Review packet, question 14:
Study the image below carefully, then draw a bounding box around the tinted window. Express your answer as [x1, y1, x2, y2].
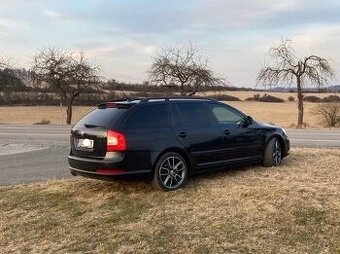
[209, 104, 244, 125]
[75, 108, 127, 129]
[175, 102, 213, 127]
[124, 104, 169, 130]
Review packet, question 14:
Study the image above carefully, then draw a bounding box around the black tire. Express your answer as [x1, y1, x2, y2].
[152, 152, 188, 191]
[263, 137, 282, 167]
[70, 170, 77, 176]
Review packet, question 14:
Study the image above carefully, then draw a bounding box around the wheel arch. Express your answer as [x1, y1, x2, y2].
[265, 134, 286, 155]
[152, 147, 193, 174]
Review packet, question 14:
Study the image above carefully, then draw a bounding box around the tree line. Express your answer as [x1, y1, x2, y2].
[0, 38, 336, 127]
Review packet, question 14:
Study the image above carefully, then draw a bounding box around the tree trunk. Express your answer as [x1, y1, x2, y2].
[65, 93, 80, 125]
[188, 83, 199, 96]
[66, 102, 73, 125]
[296, 76, 304, 128]
[180, 83, 185, 96]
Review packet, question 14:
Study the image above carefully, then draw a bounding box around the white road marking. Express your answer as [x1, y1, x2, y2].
[0, 144, 48, 156]
[290, 139, 340, 142]
[288, 133, 340, 136]
[0, 133, 68, 136]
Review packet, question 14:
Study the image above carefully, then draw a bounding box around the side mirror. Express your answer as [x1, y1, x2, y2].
[247, 116, 254, 124]
[240, 116, 253, 128]
[236, 116, 254, 128]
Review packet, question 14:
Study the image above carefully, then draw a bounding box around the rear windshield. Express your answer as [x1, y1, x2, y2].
[74, 107, 127, 129]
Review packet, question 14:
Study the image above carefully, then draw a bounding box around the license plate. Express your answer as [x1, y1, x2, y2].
[75, 138, 94, 149]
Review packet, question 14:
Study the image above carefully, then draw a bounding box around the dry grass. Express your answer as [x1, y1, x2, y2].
[0, 91, 338, 127]
[1, 89, 339, 127]
[0, 106, 93, 125]
[0, 102, 322, 127]
[0, 148, 339, 253]
[227, 101, 320, 127]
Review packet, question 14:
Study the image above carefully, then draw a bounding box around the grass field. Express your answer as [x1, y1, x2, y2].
[228, 101, 320, 128]
[0, 101, 322, 127]
[0, 90, 339, 127]
[0, 106, 94, 125]
[0, 148, 339, 253]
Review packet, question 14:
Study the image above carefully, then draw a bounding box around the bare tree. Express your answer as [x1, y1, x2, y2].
[311, 103, 340, 127]
[257, 38, 335, 128]
[65, 53, 101, 124]
[0, 58, 7, 69]
[32, 48, 101, 124]
[0, 58, 24, 94]
[0, 58, 11, 98]
[149, 44, 224, 96]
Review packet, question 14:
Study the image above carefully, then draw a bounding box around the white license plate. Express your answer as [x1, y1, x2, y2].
[75, 138, 94, 149]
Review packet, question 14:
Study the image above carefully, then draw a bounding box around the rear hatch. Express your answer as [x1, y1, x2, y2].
[71, 102, 133, 159]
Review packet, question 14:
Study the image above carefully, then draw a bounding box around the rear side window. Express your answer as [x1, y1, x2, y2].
[74, 108, 127, 129]
[174, 102, 213, 127]
[124, 104, 169, 130]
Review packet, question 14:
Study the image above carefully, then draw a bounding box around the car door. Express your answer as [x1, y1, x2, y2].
[121, 103, 173, 171]
[207, 102, 263, 162]
[170, 101, 224, 169]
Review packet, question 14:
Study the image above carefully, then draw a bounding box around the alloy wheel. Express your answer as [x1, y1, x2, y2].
[158, 156, 186, 189]
[272, 140, 282, 166]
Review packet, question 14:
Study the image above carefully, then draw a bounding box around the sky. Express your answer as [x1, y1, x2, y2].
[1, 0, 340, 87]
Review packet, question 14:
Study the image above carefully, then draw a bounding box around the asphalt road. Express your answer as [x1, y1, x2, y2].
[287, 129, 340, 148]
[0, 125, 339, 186]
[0, 125, 70, 186]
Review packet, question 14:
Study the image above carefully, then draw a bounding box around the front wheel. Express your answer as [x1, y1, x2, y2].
[152, 152, 188, 191]
[70, 170, 77, 176]
[263, 137, 282, 167]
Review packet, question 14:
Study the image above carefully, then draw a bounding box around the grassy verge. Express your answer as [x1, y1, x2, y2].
[0, 148, 339, 253]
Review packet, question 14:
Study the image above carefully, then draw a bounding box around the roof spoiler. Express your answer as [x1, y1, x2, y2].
[96, 102, 134, 109]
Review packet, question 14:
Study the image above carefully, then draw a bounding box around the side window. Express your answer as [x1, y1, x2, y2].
[174, 102, 213, 127]
[124, 104, 169, 130]
[209, 104, 244, 125]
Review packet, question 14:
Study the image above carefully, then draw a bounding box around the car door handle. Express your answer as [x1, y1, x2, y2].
[224, 129, 230, 135]
[178, 132, 187, 138]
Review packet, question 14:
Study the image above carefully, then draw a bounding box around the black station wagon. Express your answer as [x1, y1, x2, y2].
[68, 97, 290, 190]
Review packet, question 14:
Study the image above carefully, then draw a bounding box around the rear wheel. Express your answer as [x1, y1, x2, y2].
[152, 152, 188, 191]
[263, 137, 282, 167]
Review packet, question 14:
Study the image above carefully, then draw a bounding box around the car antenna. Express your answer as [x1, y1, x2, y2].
[122, 92, 132, 101]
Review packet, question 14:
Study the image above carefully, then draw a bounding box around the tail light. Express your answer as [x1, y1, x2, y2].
[96, 169, 125, 175]
[107, 130, 126, 151]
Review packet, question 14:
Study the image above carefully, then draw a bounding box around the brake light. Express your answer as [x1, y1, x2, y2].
[107, 130, 126, 151]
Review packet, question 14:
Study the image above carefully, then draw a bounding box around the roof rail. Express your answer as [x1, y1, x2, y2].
[96, 99, 141, 108]
[97, 96, 217, 107]
[139, 96, 216, 102]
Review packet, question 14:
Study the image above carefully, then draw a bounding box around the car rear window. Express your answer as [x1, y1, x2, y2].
[74, 107, 127, 129]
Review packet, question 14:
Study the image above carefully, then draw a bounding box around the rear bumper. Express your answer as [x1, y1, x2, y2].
[69, 166, 151, 181]
[68, 154, 152, 178]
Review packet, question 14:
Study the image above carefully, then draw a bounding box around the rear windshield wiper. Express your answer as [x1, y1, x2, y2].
[84, 124, 101, 128]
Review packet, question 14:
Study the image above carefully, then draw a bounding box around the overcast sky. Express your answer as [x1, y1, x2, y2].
[1, 0, 340, 87]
